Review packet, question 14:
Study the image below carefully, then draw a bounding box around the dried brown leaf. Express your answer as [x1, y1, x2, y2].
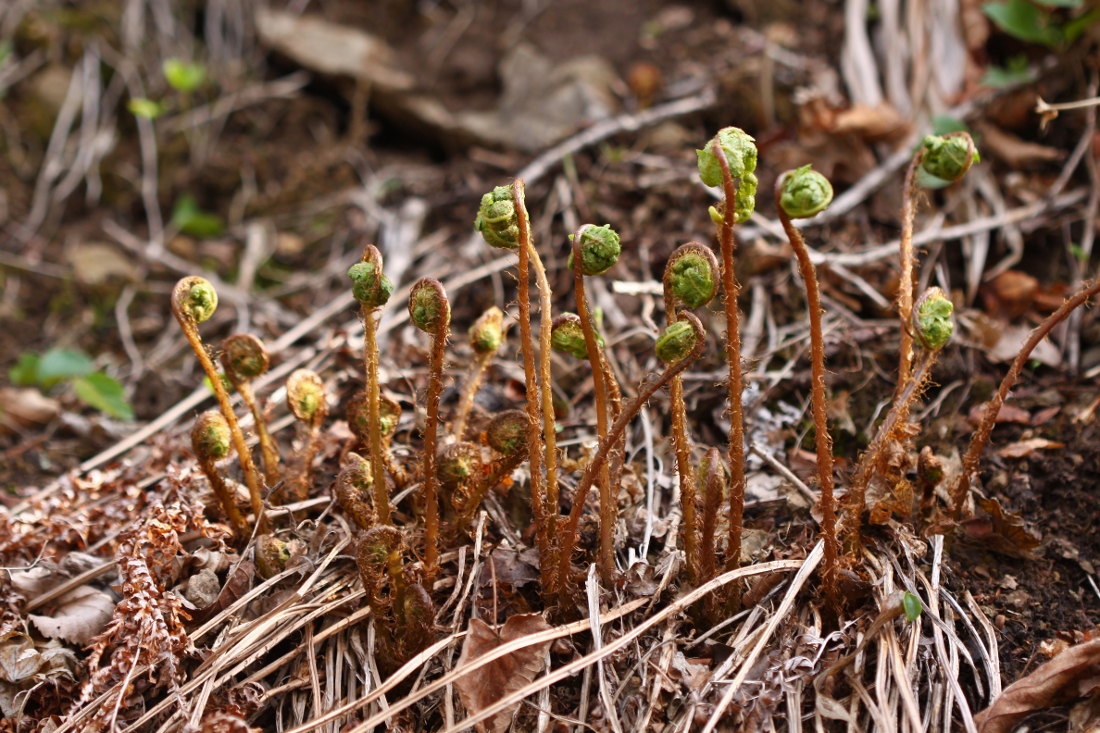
[976, 637, 1100, 733]
[959, 497, 1041, 557]
[455, 613, 553, 733]
[996, 438, 1065, 459]
[28, 585, 116, 645]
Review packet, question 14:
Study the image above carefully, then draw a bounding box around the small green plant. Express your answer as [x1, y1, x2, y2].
[171, 194, 224, 238]
[664, 243, 721, 583]
[567, 223, 623, 581]
[220, 333, 279, 485]
[171, 277, 265, 529]
[775, 165, 839, 603]
[356, 527, 434, 675]
[127, 98, 163, 120]
[190, 410, 249, 537]
[282, 369, 327, 503]
[408, 277, 451, 575]
[556, 312, 706, 603]
[698, 127, 757, 582]
[982, 0, 1098, 48]
[335, 453, 377, 531]
[452, 306, 504, 441]
[455, 410, 529, 533]
[349, 244, 395, 525]
[9, 347, 133, 420]
[897, 132, 977, 389]
[162, 58, 206, 94]
[475, 182, 557, 587]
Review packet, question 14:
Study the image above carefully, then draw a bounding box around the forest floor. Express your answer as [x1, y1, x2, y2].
[2, 0, 1100, 731]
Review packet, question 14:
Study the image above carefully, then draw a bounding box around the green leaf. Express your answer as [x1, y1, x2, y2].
[73, 373, 134, 421]
[202, 373, 232, 395]
[36, 348, 94, 386]
[127, 97, 163, 120]
[902, 591, 923, 622]
[162, 58, 205, 93]
[931, 115, 969, 136]
[1033, 0, 1082, 8]
[9, 352, 41, 386]
[1063, 9, 1100, 43]
[171, 195, 224, 238]
[1070, 243, 1089, 261]
[983, 0, 1063, 46]
[981, 55, 1035, 87]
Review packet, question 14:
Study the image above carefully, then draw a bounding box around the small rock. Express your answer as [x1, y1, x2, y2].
[184, 568, 221, 610]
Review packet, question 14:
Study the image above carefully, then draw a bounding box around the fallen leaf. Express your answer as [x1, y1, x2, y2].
[974, 121, 1064, 169]
[1031, 405, 1061, 426]
[0, 387, 60, 432]
[0, 632, 42, 684]
[455, 613, 553, 733]
[987, 323, 1062, 367]
[980, 270, 1038, 319]
[959, 497, 1041, 558]
[28, 585, 116, 645]
[66, 241, 136, 285]
[968, 402, 1031, 426]
[976, 637, 1100, 733]
[996, 438, 1064, 459]
[830, 103, 911, 142]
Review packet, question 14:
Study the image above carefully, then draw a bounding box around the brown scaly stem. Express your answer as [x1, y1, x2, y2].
[349, 244, 395, 524]
[664, 302, 697, 581]
[699, 447, 726, 584]
[713, 151, 747, 575]
[571, 225, 615, 581]
[454, 451, 526, 534]
[453, 307, 503, 440]
[897, 153, 922, 389]
[600, 349, 626, 491]
[661, 242, 719, 582]
[776, 180, 838, 604]
[950, 278, 1100, 518]
[529, 246, 559, 541]
[363, 306, 390, 522]
[191, 411, 250, 537]
[556, 312, 705, 605]
[409, 277, 451, 575]
[453, 352, 492, 440]
[898, 132, 977, 390]
[283, 369, 327, 503]
[220, 334, 280, 486]
[171, 277, 265, 529]
[511, 180, 553, 588]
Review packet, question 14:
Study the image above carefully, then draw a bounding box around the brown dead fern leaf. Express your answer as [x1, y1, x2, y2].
[455, 613, 552, 733]
[75, 496, 218, 730]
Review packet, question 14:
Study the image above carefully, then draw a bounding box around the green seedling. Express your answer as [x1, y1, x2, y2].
[10, 347, 133, 420]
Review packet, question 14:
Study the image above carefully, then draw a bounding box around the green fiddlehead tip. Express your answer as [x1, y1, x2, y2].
[469, 306, 504, 356]
[779, 165, 834, 219]
[255, 534, 290, 579]
[347, 393, 401, 444]
[550, 313, 603, 360]
[920, 132, 978, 183]
[408, 278, 451, 335]
[696, 447, 728, 500]
[174, 276, 218, 323]
[191, 410, 231, 462]
[655, 320, 698, 363]
[667, 242, 719, 309]
[474, 185, 522, 250]
[348, 246, 394, 309]
[286, 369, 326, 424]
[487, 409, 529, 455]
[220, 333, 269, 382]
[437, 442, 483, 488]
[913, 287, 955, 350]
[567, 224, 622, 276]
[697, 127, 758, 223]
